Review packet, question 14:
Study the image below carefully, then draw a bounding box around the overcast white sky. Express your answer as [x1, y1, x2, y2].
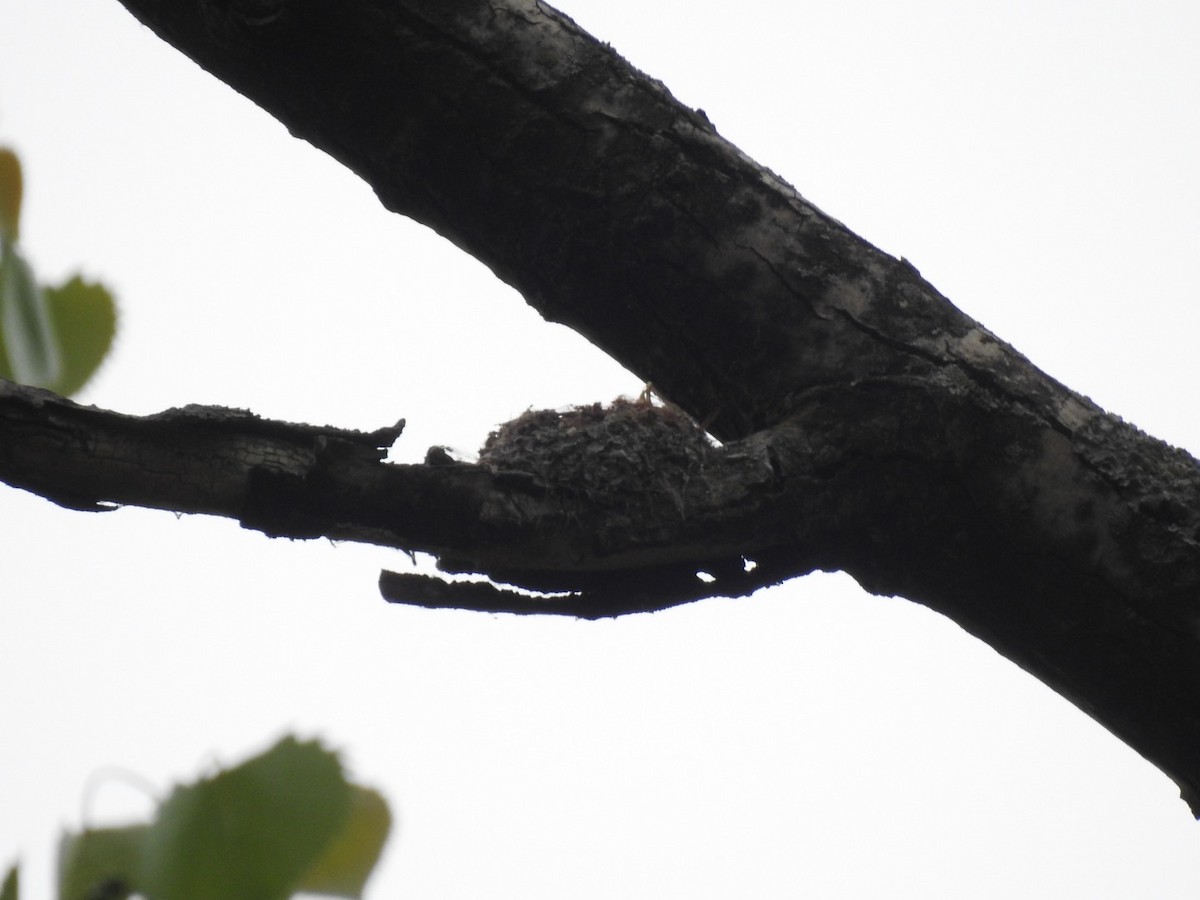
[3, 1, 1200, 897]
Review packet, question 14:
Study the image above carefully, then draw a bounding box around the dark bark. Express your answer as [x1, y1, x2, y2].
[2, 0, 1199, 813]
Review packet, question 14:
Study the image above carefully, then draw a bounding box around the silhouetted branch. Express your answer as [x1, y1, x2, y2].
[5, 0, 1194, 812]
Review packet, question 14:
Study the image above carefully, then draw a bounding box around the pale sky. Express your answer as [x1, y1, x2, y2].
[3, 1, 1200, 897]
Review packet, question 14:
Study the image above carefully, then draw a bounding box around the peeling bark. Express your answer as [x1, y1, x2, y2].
[3, 0, 1200, 813]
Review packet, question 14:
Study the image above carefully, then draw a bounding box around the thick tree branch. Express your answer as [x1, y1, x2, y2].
[112, 0, 997, 439]
[5, 0, 1196, 811]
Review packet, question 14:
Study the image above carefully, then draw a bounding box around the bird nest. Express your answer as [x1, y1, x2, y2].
[479, 397, 713, 511]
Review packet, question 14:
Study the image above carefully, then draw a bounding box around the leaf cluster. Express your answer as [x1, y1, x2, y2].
[4, 736, 391, 900]
[0, 147, 116, 396]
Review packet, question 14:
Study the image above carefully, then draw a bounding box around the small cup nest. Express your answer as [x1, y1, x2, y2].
[479, 397, 712, 508]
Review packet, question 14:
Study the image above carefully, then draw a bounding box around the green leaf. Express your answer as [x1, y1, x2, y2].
[57, 825, 145, 900]
[43, 276, 117, 396]
[0, 239, 61, 387]
[1, 864, 17, 900]
[137, 736, 352, 900]
[0, 150, 116, 395]
[0, 148, 20, 241]
[298, 785, 392, 898]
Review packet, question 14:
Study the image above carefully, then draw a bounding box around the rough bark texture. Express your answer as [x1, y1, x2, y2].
[2, 0, 1200, 812]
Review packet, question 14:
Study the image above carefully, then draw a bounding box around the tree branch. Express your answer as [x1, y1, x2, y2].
[0, 381, 795, 605]
[5, 0, 1193, 812]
